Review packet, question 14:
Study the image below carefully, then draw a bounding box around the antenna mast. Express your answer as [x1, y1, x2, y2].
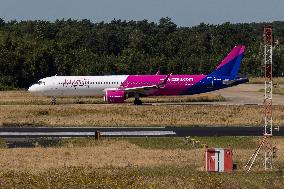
[263, 26, 273, 170]
[245, 26, 274, 171]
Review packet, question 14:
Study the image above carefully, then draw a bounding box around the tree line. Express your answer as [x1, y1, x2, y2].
[0, 17, 283, 89]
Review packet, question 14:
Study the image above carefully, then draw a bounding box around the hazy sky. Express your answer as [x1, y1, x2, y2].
[0, 0, 283, 26]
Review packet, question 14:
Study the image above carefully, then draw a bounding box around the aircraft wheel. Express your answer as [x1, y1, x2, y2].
[51, 96, 57, 105]
[134, 99, 142, 105]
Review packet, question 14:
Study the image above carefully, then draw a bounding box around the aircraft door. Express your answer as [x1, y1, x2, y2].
[49, 79, 62, 96]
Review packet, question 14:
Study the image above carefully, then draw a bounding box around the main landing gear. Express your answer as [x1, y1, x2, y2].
[133, 94, 142, 105]
[134, 98, 142, 105]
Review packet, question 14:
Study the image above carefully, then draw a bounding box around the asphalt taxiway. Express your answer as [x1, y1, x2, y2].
[0, 126, 282, 138]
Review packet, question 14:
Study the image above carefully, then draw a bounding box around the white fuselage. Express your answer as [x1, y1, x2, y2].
[28, 76, 128, 96]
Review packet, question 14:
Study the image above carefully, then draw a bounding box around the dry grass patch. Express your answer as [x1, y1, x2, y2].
[0, 137, 283, 173]
[0, 137, 284, 188]
[0, 137, 283, 188]
[0, 91, 104, 105]
[1, 104, 284, 127]
[2, 166, 284, 189]
[249, 77, 284, 84]
[259, 87, 284, 95]
[0, 90, 283, 127]
[132, 93, 225, 103]
[0, 140, 201, 173]
[0, 90, 225, 105]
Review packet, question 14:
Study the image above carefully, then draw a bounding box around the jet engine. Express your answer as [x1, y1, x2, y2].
[104, 90, 126, 103]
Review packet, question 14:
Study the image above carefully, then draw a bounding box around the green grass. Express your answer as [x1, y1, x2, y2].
[249, 77, 284, 84]
[1, 166, 284, 189]
[123, 137, 257, 150]
[259, 88, 284, 95]
[274, 88, 284, 95]
[14, 137, 257, 150]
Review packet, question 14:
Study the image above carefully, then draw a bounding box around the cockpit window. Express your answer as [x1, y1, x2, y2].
[35, 81, 45, 85]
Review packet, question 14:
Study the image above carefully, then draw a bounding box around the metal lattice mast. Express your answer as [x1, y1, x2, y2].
[263, 26, 273, 170]
[245, 26, 274, 172]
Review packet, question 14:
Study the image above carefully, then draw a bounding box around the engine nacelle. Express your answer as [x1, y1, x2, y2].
[104, 90, 126, 103]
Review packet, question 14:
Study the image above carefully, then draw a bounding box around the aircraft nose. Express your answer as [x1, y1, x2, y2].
[28, 85, 36, 92]
[28, 85, 42, 95]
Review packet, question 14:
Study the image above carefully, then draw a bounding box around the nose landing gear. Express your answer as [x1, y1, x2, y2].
[51, 96, 57, 105]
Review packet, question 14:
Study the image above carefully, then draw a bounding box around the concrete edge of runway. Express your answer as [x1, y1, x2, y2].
[0, 126, 282, 138]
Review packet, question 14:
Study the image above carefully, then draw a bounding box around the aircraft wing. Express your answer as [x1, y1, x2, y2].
[122, 84, 160, 94]
[120, 73, 171, 95]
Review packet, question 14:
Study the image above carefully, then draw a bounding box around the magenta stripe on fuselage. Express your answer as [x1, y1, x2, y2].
[216, 45, 245, 70]
[120, 75, 206, 96]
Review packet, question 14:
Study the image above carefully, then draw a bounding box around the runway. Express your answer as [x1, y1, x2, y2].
[0, 126, 282, 138]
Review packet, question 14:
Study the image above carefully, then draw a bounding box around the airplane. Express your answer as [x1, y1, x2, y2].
[28, 45, 248, 105]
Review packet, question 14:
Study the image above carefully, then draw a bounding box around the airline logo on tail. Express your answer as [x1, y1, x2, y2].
[210, 45, 245, 78]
